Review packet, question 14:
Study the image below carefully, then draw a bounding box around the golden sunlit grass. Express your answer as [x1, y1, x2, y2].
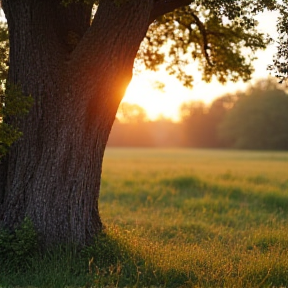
[99, 148, 288, 287]
[1, 148, 288, 287]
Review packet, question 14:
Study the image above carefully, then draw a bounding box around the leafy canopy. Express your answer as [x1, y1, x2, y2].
[269, 0, 288, 82]
[1, 0, 286, 86]
[58, 0, 281, 87]
[137, 0, 277, 87]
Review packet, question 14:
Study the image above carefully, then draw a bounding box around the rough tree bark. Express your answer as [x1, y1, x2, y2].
[0, 0, 190, 246]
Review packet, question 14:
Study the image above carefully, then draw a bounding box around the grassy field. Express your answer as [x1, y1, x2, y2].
[99, 148, 288, 288]
[1, 148, 288, 287]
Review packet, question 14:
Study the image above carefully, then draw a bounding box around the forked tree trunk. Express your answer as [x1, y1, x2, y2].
[0, 0, 154, 246]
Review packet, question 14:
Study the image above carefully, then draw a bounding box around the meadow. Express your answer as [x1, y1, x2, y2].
[100, 148, 288, 288]
[1, 148, 288, 287]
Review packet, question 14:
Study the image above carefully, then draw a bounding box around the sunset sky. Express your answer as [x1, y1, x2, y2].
[122, 10, 279, 121]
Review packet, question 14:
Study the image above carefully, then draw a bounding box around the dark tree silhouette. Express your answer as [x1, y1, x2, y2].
[219, 79, 288, 150]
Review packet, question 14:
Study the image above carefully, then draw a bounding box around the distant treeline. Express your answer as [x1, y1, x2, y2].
[108, 79, 288, 150]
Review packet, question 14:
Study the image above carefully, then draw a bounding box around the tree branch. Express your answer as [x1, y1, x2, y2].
[150, 0, 192, 23]
[190, 12, 214, 67]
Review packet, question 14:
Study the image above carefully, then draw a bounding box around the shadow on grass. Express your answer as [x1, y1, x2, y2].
[86, 230, 195, 288]
[0, 244, 88, 288]
[0, 228, 196, 288]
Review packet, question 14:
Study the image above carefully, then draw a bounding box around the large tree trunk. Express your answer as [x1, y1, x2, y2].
[0, 0, 154, 246]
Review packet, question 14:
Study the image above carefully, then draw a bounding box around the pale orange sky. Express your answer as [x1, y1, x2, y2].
[123, 10, 279, 121]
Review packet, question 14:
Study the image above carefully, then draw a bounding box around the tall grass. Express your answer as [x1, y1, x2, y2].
[1, 148, 288, 287]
